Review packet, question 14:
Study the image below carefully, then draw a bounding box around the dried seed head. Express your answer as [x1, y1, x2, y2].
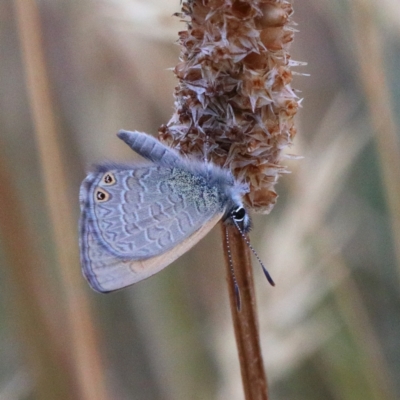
[159, 0, 300, 213]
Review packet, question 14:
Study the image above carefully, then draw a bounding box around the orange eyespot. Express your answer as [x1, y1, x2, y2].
[95, 188, 109, 202]
[103, 173, 116, 185]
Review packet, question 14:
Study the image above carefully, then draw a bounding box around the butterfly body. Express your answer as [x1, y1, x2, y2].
[79, 130, 250, 293]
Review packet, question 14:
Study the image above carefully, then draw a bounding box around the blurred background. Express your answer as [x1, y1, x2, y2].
[1, 0, 400, 399]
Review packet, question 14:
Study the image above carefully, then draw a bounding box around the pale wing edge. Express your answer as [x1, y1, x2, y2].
[83, 212, 223, 293]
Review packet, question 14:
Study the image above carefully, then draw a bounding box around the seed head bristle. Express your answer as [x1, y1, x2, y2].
[160, 0, 300, 213]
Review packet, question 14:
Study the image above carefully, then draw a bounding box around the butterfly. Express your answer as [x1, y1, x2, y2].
[79, 130, 273, 294]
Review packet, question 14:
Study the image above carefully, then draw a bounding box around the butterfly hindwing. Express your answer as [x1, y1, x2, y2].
[88, 164, 222, 258]
[79, 163, 223, 292]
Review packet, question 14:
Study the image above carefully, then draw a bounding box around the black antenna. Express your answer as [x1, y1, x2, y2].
[225, 227, 241, 311]
[233, 220, 275, 287]
[203, 132, 210, 163]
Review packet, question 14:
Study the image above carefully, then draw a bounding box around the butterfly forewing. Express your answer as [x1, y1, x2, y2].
[80, 207, 222, 292]
[80, 163, 224, 292]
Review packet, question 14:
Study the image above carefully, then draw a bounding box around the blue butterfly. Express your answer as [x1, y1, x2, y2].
[79, 130, 261, 293]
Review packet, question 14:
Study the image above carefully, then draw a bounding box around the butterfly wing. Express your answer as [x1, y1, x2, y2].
[80, 207, 222, 292]
[79, 164, 223, 292]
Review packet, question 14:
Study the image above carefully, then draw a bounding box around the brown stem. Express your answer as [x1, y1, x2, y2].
[220, 222, 268, 400]
[0, 147, 75, 399]
[349, 0, 400, 284]
[13, 0, 108, 398]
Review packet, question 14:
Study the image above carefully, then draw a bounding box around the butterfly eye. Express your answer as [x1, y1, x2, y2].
[95, 188, 110, 202]
[103, 173, 115, 185]
[231, 207, 246, 222]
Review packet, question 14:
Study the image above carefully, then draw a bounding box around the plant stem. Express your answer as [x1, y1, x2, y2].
[13, 0, 108, 398]
[0, 148, 74, 399]
[221, 223, 268, 400]
[349, 0, 400, 284]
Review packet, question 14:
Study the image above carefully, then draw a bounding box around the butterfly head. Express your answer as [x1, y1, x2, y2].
[215, 172, 251, 232]
[224, 203, 251, 233]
